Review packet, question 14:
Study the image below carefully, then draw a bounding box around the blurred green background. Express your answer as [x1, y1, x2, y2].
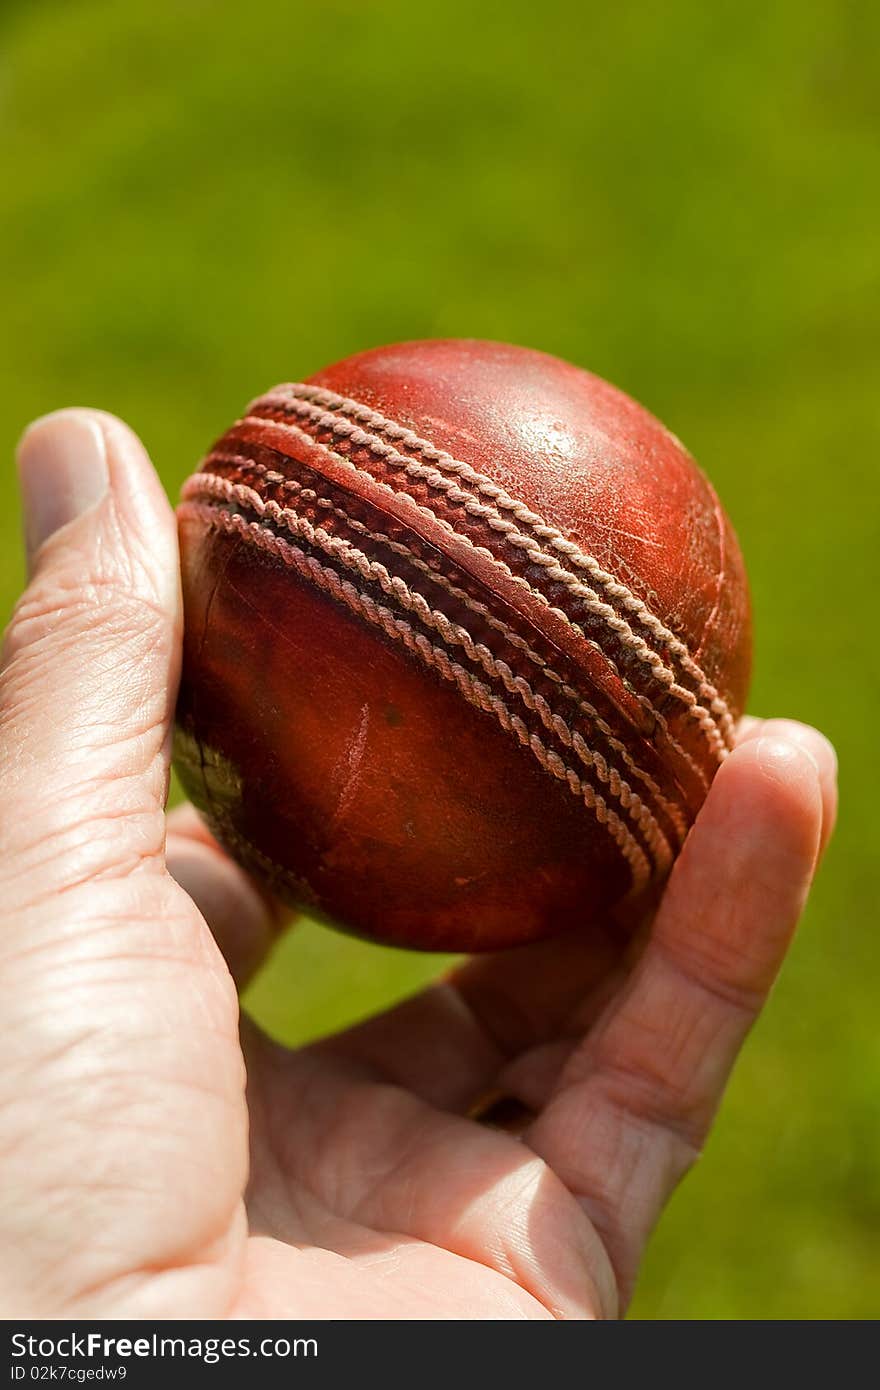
[1, 0, 877, 1318]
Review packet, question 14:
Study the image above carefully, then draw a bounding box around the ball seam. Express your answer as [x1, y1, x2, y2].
[256, 384, 736, 749]
[180, 497, 653, 892]
[203, 451, 691, 847]
[228, 412, 715, 795]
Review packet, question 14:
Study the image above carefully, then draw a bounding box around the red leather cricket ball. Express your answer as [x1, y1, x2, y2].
[174, 340, 751, 952]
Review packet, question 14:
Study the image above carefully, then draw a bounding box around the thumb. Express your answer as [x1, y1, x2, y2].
[2, 409, 181, 902]
[0, 415, 247, 1317]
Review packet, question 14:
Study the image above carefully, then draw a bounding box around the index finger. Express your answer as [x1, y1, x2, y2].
[524, 726, 833, 1307]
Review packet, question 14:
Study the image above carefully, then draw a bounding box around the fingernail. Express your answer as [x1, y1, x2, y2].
[787, 726, 837, 782]
[17, 411, 109, 560]
[795, 742, 821, 774]
[754, 734, 818, 787]
[758, 720, 837, 783]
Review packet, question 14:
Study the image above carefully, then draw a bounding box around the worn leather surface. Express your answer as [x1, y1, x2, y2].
[175, 340, 751, 951]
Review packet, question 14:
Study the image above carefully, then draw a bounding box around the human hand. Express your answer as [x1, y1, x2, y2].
[0, 410, 836, 1318]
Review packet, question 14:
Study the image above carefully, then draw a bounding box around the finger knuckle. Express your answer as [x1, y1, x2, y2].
[4, 570, 167, 668]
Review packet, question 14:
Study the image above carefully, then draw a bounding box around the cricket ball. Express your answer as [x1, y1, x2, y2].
[174, 340, 751, 952]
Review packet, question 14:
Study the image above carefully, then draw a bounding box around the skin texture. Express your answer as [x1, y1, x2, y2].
[0, 409, 835, 1318]
[176, 341, 752, 951]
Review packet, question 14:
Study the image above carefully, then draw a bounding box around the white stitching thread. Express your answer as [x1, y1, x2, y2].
[180, 497, 653, 891]
[249, 399, 728, 762]
[206, 451, 691, 845]
[256, 384, 736, 751]
[186, 470, 674, 871]
[276, 381, 736, 746]
[232, 412, 713, 793]
[185, 473, 675, 868]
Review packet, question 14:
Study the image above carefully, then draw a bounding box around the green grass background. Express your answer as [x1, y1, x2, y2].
[1, 0, 877, 1318]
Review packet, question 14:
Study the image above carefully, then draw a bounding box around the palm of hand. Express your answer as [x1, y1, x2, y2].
[9, 737, 820, 1323]
[238, 929, 627, 1322]
[241, 1028, 607, 1320]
